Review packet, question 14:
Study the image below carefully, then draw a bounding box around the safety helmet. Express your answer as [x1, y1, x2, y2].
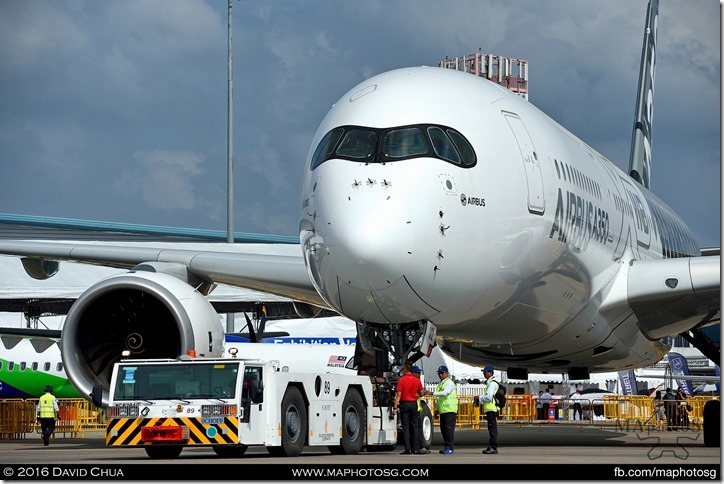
[44, 385, 53, 393]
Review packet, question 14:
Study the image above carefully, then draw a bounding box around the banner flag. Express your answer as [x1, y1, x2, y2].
[617, 370, 638, 395]
[667, 352, 694, 396]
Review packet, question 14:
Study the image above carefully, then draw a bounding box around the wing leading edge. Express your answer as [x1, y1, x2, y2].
[0, 240, 326, 308]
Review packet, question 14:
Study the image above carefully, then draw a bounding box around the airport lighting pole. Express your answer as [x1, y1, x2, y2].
[226, 0, 235, 333]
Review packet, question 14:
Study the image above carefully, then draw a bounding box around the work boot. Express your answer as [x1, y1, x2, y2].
[482, 447, 498, 454]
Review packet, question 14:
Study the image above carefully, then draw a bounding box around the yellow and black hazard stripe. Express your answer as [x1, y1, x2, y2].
[106, 416, 239, 447]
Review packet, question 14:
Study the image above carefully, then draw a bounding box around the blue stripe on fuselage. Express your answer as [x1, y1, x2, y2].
[0, 381, 31, 398]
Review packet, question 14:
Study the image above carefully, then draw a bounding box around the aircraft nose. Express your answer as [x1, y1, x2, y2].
[326, 191, 414, 291]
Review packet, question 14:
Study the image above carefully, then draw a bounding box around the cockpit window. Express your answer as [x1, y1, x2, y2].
[309, 124, 476, 169]
[382, 127, 428, 160]
[335, 128, 377, 161]
[447, 129, 476, 166]
[428, 126, 461, 165]
[310, 127, 344, 170]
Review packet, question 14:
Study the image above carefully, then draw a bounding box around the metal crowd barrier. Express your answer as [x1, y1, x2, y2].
[0, 393, 718, 440]
[0, 398, 105, 440]
[421, 389, 719, 432]
[0, 399, 35, 439]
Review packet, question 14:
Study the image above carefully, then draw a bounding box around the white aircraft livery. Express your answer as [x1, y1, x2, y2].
[0, 0, 718, 425]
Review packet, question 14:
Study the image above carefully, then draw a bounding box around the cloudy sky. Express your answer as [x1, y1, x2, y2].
[0, 0, 720, 248]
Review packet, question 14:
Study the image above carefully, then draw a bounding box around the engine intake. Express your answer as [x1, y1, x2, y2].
[60, 271, 224, 406]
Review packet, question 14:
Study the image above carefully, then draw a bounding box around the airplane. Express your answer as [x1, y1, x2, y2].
[0, 333, 76, 398]
[0, 0, 719, 441]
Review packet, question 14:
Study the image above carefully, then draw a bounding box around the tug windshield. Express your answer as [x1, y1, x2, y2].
[112, 362, 239, 400]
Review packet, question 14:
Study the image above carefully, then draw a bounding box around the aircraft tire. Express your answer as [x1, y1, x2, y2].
[396, 402, 434, 450]
[703, 399, 720, 447]
[420, 401, 434, 450]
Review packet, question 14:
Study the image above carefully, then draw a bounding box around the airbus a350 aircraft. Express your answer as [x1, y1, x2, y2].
[0, 0, 719, 436]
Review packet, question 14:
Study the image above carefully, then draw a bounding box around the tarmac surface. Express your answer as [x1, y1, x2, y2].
[0, 424, 720, 481]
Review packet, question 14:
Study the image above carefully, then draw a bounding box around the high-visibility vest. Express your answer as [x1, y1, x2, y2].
[483, 378, 499, 413]
[38, 393, 56, 418]
[435, 377, 458, 413]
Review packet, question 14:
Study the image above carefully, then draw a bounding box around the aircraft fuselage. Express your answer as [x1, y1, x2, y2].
[300, 67, 698, 373]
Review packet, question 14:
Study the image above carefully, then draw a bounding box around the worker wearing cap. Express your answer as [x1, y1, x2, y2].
[480, 365, 499, 454]
[425, 365, 457, 454]
[36, 385, 59, 446]
[411, 365, 431, 454]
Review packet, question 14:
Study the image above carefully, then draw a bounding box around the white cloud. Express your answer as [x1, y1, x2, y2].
[0, 1, 88, 70]
[107, 0, 222, 59]
[129, 149, 205, 211]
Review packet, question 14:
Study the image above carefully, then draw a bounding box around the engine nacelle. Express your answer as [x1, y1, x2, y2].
[60, 271, 224, 406]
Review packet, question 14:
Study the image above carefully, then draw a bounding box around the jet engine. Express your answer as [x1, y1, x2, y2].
[60, 269, 225, 406]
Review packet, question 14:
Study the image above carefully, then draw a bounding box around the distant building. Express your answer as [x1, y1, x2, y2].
[438, 50, 529, 100]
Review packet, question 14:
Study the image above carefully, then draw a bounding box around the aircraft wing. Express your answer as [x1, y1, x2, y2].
[0, 239, 327, 308]
[0, 327, 62, 340]
[626, 255, 720, 341]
